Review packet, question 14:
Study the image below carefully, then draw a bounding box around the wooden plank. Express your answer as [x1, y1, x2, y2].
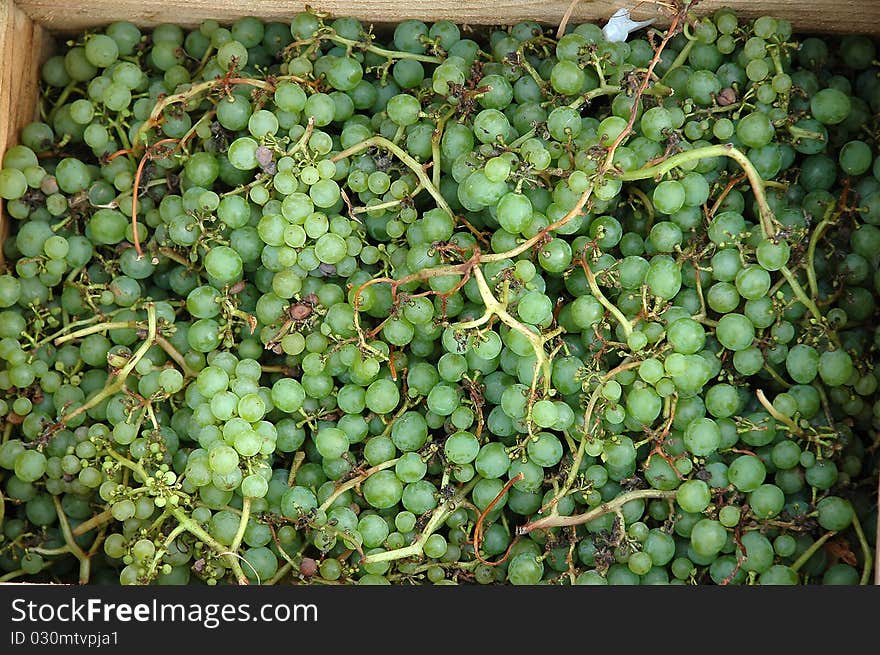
[0, 1, 53, 259]
[0, 3, 50, 170]
[14, 0, 880, 35]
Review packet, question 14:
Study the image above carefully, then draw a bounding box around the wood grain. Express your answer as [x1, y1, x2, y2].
[0, 1, 52, 258]
[13, 0, 880, 35]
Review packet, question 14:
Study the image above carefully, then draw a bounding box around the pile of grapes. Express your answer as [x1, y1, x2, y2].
[0, 2, 878, 586]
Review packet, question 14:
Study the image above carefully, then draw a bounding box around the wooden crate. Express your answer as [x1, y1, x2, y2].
[0, 0, 879, 584]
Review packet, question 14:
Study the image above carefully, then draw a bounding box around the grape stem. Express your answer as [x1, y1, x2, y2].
[52, 495, 90, 584]
[707, 172, 746, 218]
[876, 473, 880, 585]
[288, 115, 316, 155]
[690, 264, 717, 327]
[169, 507, 249, 585]
[754, 388, 804, 436]
[286, 30, 443, 64]
[850, 511, 873, 585]
[360, 476, 479, 564]
[131, 138, 179, 260]
[787, 125, 825, 141]
[570, 85, 625, 111]
[350, 254, 479, 356]
[331, 135, 454, 219]
[219, 174, 272, 199]
[763, 363, 791, 389]
[471, 265, 553, 392]
[578, 257, 634, 338]
[628, 185, 655, 228]
[387, 559, 481, 581]
[0, 561, 54, 583]
[31, 545, 73, 556]
[519, 488, 677, 533]
[540, 360, 641, 518]
[805, 180, 849, 299]
[144, 522, 187, 581]
[71, 509, 113, 537]
[156, 247, 195, 269]
[353, 184, 423, 214]
[155, 335, 199, 378]
[178, 109, 216, 155]
[603, 9, 682, 156]
[452, 309, 493, 332]
[431, 107, 456, 190]
[662, 36, 695, 79]
[29, 308, 127, 349]
[47, 80, 78, 122]
[287, 451, 306, 486]
[515, 39, 549, 90]
[54, 303, 158, 428]
[790, 530, 835, 573]
[778, 266, 823, 324]
[618, 143, 776, 238]
[104, 447, 149, 481]
[479, 185, 594, 263]
[472, 473, 525, 566]
[108, 118, 133, 158]
[556, 0, 582, 38]
[265, 522, 299, 572]
[317, 457, 401, 512]
[53, 320, 138, 346]
[229, 496, 252, 556]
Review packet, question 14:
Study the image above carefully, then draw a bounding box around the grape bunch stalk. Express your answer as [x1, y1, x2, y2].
[0, 1, 878, 586]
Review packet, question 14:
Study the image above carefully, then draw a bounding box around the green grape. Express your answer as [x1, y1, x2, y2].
[715, 314, 755, 351]
[0, 168, 27, 200]
[811, 88, 851, 125]
[728, 455, 766, 492]
[362, 470, 404, 509]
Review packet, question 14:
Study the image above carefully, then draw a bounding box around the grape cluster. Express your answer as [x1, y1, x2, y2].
[0, 4, 878, 586]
